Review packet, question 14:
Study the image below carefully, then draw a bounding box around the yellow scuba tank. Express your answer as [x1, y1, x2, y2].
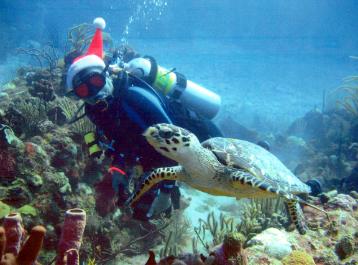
[124, 57, 221, 120]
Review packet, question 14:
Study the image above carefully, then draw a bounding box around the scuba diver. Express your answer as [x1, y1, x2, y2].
[65, 18, 223, 221]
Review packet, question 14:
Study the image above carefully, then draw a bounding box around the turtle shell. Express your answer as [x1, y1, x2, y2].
[202, 137, 310, 195]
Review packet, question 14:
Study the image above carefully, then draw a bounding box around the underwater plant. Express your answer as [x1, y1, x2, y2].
[192, 199, 287, 253]
[338, 84, 358, 117]
[16, 43, 59, 73]
[84, 214, 171, 264]
[337, 60, 358, 117]
[57, 97, 95, 135]
[64, 23, 113, 65]
[237, 198, 288, 239]
[14, 97, 49, 138]
[65, 23, 93, 55]
[193, 211, 235, 252]
[157, 210, 191, 258]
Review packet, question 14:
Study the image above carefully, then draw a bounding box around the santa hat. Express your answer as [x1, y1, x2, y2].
[66, 17, 106, 90]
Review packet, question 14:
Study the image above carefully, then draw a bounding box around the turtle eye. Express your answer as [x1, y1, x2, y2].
[159, 129, 173, 139]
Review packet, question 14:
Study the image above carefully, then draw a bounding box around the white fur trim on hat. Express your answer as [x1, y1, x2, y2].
[93, 17, 106, 30]
[66, 54, 106, 91]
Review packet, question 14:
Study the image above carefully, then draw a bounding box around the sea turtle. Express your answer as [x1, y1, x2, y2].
[126, 123, 320, 234]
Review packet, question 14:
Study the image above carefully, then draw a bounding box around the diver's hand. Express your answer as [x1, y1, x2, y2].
[109, 167, 130, 207]
[146, 190, 172, 219]
[109, 169, 128, 193]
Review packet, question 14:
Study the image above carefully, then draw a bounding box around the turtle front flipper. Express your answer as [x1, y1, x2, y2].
[125, 166, 182, 207]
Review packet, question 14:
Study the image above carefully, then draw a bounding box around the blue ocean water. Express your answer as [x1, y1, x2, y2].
[1, 0, 357, 130]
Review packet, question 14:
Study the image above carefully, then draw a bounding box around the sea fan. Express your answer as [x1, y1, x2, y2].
[337, 57, 358, 117]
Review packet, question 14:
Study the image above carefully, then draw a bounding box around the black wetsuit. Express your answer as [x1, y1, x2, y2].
[85, 71, 222, 220]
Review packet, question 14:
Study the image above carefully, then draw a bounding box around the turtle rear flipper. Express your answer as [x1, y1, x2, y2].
[287, 200, 308, 235]
[230, 170, 294, 199]
[230, 170, 308, 234]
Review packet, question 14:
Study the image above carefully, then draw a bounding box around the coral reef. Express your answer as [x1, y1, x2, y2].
[94, 172, 117, 217]
[29, 78, 55, 102]
[281, 250, 315, 265]
[274, 104, 357, 193]
[0, 149, 16, 181]
[210, 232, 248, 265]
[247, 228, 292, 260]
[244, 192, 358, 265]
[273, 70, 358, 198]
[335, 235, 355, 260]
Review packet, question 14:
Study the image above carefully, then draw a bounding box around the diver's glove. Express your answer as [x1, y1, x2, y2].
[146, 190, 172, 219]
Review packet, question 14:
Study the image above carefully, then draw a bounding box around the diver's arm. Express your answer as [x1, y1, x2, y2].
[122, 85, 178, 216]
[122, 85, 173, 130]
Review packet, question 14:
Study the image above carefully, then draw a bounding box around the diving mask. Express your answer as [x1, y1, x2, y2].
[71, 67, 106, 99]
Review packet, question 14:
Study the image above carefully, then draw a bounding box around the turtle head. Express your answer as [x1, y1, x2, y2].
[143, 123, 200, 163]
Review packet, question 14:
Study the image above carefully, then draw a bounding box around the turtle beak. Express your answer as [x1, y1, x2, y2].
[143, 126, 157, 137]
[143, 126, 160, 145]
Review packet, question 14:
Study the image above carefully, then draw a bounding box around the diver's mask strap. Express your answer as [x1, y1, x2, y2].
[112, 70, 129, 99]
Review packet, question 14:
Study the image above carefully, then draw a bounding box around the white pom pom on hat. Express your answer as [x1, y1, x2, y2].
[93, 17, 106, 30]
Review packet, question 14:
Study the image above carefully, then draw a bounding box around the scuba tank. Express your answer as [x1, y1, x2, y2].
[123, 57, 221, 120]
